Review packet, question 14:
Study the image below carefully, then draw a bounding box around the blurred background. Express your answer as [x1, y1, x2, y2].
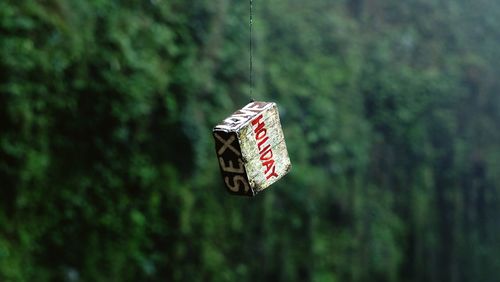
[1, 0, 500, 281]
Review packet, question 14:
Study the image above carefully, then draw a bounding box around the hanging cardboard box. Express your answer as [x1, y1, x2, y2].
[213, 101, 292, 196]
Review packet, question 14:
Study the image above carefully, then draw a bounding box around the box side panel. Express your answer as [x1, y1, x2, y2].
[238, 104, 291, 192]
[213, 130, 254, 196]
[214, 101, 273, 131]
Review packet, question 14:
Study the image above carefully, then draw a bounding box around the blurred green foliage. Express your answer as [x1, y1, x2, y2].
[1, 0, 499, 281]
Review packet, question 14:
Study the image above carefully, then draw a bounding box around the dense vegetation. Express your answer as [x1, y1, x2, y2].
[1, 0, 499, 281]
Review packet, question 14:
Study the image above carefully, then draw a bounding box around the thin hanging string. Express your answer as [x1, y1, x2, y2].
[249, 0, 253, 96]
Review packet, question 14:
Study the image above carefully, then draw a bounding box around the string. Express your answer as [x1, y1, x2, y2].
[249, 0, 253, 96]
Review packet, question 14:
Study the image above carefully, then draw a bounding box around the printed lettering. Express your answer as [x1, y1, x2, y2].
[257, 136, 269, 151]
[243, 102, 268, 111]
[260, 146, 273, 161]
[225, 175, 250, 193]
[219, 157, 245, 174]
[214, 133, 241, 156]
[252, 114, 265, 133]
[223, 116, 248, 125]
[217, 104, 266, 130]
[266, 166, 279, 180]
[263, 159, 275, 173]
[251, 114, 279, 182]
